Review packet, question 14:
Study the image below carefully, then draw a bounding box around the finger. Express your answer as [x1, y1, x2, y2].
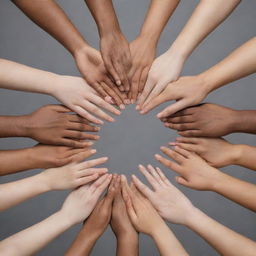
[68, 149, 97, 162]
[166, 115, 195, 124]
[104, 59, 122, 86]
[87, 93, 121, 116]
[171, 142, 199, 153]
[175, 137, 199, 144]
[113, 61, 130, 92]
[178, 130, 202, 137]
[73, 105, 103, 125]
[76, 173, 100, 187]
[167, 107, 196, 118]
[77, 157, 108, 170]
[155, 167, 172, 187]
[93, 174, 113, 197]
[64, 130, 99, 141]
[54, 104, 72, 113]
[138, 164, 160, 190]
[130, 69, 141, 103]
[67, 114, 89, 124]
[91, 81, 109, 99]
[155, 154, 182, 174]
[164, 123, 197, 131]
[160, 146, 186, 164]
[157, 99, 189, 119]
[105, 174, 119, 205]
[78, 167, 108, 178]
[147, 164, 165, 186]
[175, 176, 190, 187]
[59, 138, 93, 148]
[131, 173, 153, 199]
[67, 121, 100, 132]
[138, 67, 150, 94]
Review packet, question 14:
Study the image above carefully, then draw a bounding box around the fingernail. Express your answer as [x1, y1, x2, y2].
[91, 149, 97, 154]
[131, 99, 135, 104]
[155, 154, 161, 159]
[87, 141, 93, 146]
[164, 123, 169, 127]
[116, 80, 121, 86]
[136, 105, 140, 110]
[140, 110, 145, 114]
[138, 164, 143, 169]
[120, 104, 125, 110]
[157, 113, 163, 118]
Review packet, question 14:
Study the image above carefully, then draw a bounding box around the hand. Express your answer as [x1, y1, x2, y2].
[163, 103, 237, 137]
[32, 144, 96, 168]
[100, 31, 132, 92]
[26, 104, 99, 147]
[111, 179, 137, 238]
[173, 137, 241, 168]
[74, 45, 126, 108]
[83, 174, 119, 237]
[155, 146, 223, 191]
[138, 50, 184, 108]
[60, 173, 112, 225]
[121, 175, 165, 236]
[129, 35, 156, 102]
[51, 75, 121, 124]
[140, 76, 209, 117]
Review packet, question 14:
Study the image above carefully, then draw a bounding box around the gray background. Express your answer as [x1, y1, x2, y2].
[0, 0, 255, 255]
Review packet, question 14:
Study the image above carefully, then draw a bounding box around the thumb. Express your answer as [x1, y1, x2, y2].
[175, 176, 189, 187]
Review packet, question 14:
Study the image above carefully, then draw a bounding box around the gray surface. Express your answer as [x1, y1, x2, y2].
[0, 0, 255, 255]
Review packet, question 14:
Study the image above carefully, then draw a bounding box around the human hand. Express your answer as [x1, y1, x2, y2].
[121, 175, 165, 236]
[100, 31, 132, 92]
[83, 174, 119, 237]
[26, 105, 99, 147]
[41, 157, 109, 191]
[129, 35, 156, 102]
[110, 178, 137, 238]
[172, 137, 241, 168]
[138, 50, 184, 108]
[140, 76, 209, 117]
[51, 75, 121, 124]
[155, 146, 223, 191]
[74, 45, 126, 108]
[31, 144, 96, 169]
[163, 103, 238, 137]
[131, 165, 194, 225]
[60, 173, 112, 225]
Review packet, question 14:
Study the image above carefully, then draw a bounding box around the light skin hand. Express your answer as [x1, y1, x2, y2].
[163, 103, 238, 137]
[65, 175, 119, 256]
[131, 165, 194, 225]
[140, 76, 208, 117]
[52, 75, 121, 125]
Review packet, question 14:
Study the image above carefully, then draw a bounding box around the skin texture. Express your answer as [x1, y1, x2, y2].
[140, 37, 256, 117]
[0, 145, 96, 176]
[12, 0, 125, 106]
[85, 0, 131, 92]
[121, 175, 188, 256]
[164, 103, 256, 137]
[131, 166, 256, 256]
[0, 174, 112, 256]
[65, 175, 119, 256]
[0, 157, 108, 212]
[129, 0, 180, 102]
[138, 0, 241, 108]
[156, 146, 256, 212]
[111, 182, 139, 256]
[0, 59, 121, 124]
[172, 137, 256, 171]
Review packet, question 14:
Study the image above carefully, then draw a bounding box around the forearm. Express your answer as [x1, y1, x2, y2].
[198, 37, 256, 93]
[151, 224, 188, 256]
[140, 0, 179, 44]
[0, 173, 50, 211]
[186, 207, 256, 256]
[13, 0, 88, 55]
[0, 59, 58, 95]
[85, 0, 121, 36]
[169, 0, 240, 59]
[0, 148, 42, 176]
[116, 233, 139, 256]
[212, 172, 256, 212]
[0, 211, 72, 256]
[65, 227, 99, 256]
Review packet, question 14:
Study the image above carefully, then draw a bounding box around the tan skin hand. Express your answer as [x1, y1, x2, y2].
[74, 46, 126, 107]
[26, 104, 99, 147]
[32, 144, 96, 169]
[155, 146, 222, 191]
[164, 103, 237, 137]
[129, 36, 156, 103]
[173, 137, 238, 168]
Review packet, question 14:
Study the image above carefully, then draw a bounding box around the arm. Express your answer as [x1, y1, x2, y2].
[121, 176, 188, 256]
[85, 0, 131, 91]
[65, 175, 118, 256]
[156, 146, 256, 212]
[0, 157, 108, 211]
[131, 165, 256, 256]
[139, 0, 240, 107]
[0, 59, 120, 124]
[130, 0, 180, 102]
[141, 37, 256, 117]
[0, 174, 112, 256]
[12, 0, 125, 106]
[174, 137, 256, 171]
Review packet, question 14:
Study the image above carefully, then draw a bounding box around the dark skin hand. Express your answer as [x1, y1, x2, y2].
[65, 175, 119, 256]
[0, 145, 96, 176]
[162, 103, 256, 137]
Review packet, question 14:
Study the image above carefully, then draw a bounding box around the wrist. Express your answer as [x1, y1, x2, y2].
[150, 222, 170, 240]
[10, 115, 31, 137]
[32, 172, 52, 194]
[185, 207, 205, 229]
[116, 229, 138, 241]
[167, 42, 189, 62]
[232, 144, 248, 166]
[139, 30, 159, 46]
